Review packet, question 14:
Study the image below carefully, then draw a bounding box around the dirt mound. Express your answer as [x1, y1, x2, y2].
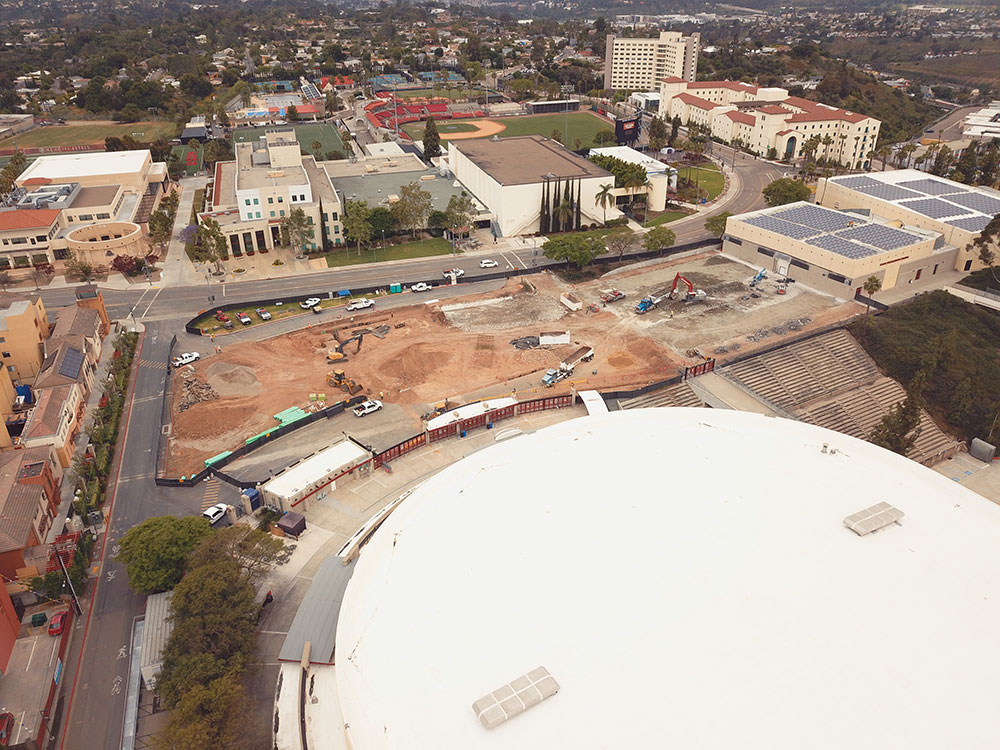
[205, 362, 262, 396]
[379, 343, 454, 386]
[608, 352, 635, 368]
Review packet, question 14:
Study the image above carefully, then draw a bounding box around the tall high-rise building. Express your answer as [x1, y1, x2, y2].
[604, 31, 700, 90]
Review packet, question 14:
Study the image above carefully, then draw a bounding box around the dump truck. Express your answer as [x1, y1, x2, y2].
[542, 346, 594, 387]
[635, 292, 669, 314]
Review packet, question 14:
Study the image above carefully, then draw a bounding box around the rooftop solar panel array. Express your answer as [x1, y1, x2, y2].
[897, 198, 967, 220]
[807, 235, 879, 259]
[835, 223, 918, 251]
[836, 175, 880, 189]
[773, 204, 854, 232]
[58, 348, 84, 379]
[743, 215, 820, 240]
[851, 183, 922, 201]
[943, 191, 1000, 216]
[946, 215, 991, 232]
[897, 178, 963, 196]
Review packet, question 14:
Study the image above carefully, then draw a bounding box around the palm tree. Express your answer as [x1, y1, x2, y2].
[553, 199, 574, 232]
[837, 134, 848, 174]
[624, 174, 650, 221]
[875, 144, 891, 171]
[900, 142, 918, 169]
[595, 183, 614, 226]
[863, 275, 882, 322]
[821, 134, 834, 164]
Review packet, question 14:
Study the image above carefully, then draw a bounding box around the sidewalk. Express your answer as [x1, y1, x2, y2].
[159, 176, 209, 287]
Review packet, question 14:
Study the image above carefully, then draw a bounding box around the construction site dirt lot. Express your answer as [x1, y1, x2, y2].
[590, 253, 859, 357]
[166, 255, 861, 474]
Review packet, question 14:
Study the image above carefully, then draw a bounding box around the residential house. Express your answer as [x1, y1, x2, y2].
[21, 384, 83, 468]
[0, 294, 49, 386]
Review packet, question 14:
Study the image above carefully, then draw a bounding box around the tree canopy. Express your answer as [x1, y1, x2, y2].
[423, 116, 441, 158]
[589, 153, 647, 189]
[391, 182, 433, 237]
[542, 234, 604, 267]
[704, 212, 732, 238]
[114, 516, 214, 594]
[762, 178, 811, 207]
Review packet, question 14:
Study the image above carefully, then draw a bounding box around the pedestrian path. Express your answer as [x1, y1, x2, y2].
[200, 478, 221, 511]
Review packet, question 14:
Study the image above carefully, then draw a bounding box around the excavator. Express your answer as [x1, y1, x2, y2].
[326, 330, 366, 363]
[668, 273, 707, 304]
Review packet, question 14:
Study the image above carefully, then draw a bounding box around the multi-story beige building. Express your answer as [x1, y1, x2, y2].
[604, 31, 700, 90]
[0, 294, 48, 385]
[202, 130, 344, 254]
[1, 150, 168, 268]
[659, 79, 882, 169]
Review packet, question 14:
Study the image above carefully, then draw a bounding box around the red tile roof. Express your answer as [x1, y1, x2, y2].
[661, 76, 686, 84]
[675, 92, 719, 110]
[689, 80, 759, 94]
[726, 111, 756, 126]
[757, 105, 791, 115]
[0, 209, 61, 231]
[776, 129, 795, 136]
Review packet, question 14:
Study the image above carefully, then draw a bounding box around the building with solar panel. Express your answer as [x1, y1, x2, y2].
[722, 201, 947, 297]
[816, 169, 998, 274]
[272, 408, 1000, 750]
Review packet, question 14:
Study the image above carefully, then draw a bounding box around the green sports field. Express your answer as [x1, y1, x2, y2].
[436, 122, 479, 134]
[402, 111, 613, 150]
[232, 122, 346, 156]
[0, 121, 177, 149]
[171, 143, 204, 176]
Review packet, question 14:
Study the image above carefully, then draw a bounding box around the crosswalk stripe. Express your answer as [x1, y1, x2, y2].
[201, 478, 221, 510]
[139, 359, 167, 370]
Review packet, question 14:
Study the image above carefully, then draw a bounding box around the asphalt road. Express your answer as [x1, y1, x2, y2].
[46, 152, 780, 749]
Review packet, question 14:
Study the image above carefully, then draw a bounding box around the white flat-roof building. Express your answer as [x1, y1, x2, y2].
[16, 150, 166, 193]
[259, 438, 371, 512]
[588, 145, 678, 211]
[308, 408, 1000, 749]
[448, 136, 622, 237]
[960, 100, 1000, 141]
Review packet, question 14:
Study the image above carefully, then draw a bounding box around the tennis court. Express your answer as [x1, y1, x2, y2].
[232, 122, 345, 155]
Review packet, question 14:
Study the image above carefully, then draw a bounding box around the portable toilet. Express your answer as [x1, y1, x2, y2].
[389, 282, 402, 294]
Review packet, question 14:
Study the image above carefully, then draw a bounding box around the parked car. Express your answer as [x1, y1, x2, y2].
[353, 399, 383, 417]
[346, 298, 375, 311]
[410, 282, 432, 293]
[48, 611, 68, 636]
[442, 268, 465, 278]
[201, 503, 228, 525]
[255, 307, 272, 320]
[0, 713, 13, 744]
[300, 297, 321, 309]
[479, 259, 499, 268]
[236, 311, 252, 325]
[171, 352, 200, 368]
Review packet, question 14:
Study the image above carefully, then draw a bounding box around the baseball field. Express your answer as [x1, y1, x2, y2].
[402, 111, 613, 149]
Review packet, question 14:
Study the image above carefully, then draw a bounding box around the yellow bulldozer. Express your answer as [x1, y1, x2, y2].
[327, 369, 363, 395]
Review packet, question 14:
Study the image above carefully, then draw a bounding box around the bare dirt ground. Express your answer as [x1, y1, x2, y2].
[166, 255, 861, 473]
[589, 253, 858, 358]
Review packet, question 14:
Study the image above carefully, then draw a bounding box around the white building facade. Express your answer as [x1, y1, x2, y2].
[604, 31, 700, 90]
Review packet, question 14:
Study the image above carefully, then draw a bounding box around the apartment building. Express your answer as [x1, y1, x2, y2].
[202, 129, 344, 255]
[604, 31, 700, 90]
[659, 79, 882, 169]
[0, 445, 62, 579]
[0, 294, 49, 385]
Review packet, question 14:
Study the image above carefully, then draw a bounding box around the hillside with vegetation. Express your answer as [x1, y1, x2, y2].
[849, 291, 1000, 445]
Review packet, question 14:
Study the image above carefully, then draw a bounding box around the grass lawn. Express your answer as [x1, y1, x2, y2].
[233, 122, 346, 156]
[191, 301, 310, 335]
[677, 162, 725, 202]
[326, 236, 454, 267]
[437, 122, 479, 133]
[0, 121, 176, 149]
[171, 144, 203, 176]
[644, 210, 690, 228]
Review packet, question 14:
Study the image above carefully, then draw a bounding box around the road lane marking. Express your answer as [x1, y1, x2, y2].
[140, 287, 163, 318]
[24, 638, 36, 671]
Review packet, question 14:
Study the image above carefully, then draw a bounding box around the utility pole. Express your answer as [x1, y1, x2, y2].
[56, 544, 83, 616]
